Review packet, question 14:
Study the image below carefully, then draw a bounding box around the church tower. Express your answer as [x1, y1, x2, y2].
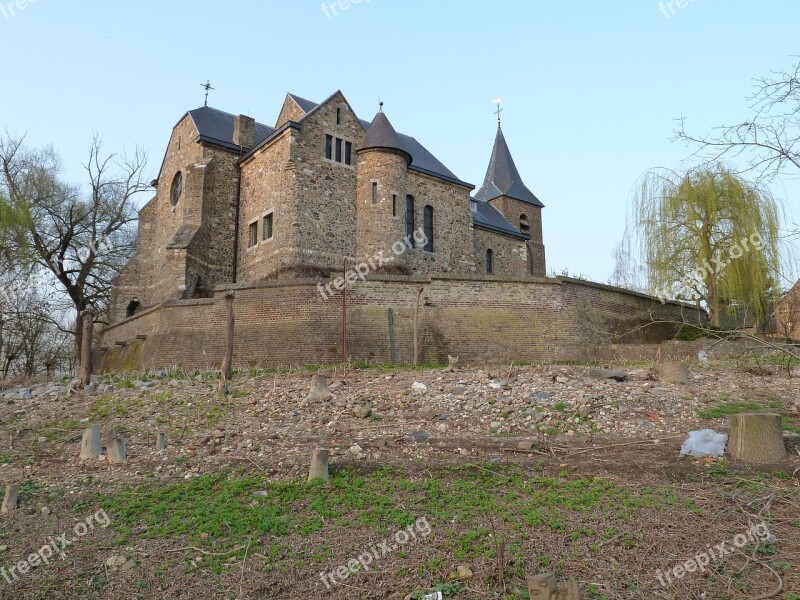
[474, 122, 546, 276]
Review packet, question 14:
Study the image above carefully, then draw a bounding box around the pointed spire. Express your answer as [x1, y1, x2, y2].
[357, 107, 412, 164]
[474, 127, 543, 207]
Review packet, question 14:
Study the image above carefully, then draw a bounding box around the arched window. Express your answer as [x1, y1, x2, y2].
[423, 205, 434, 252]
[486, 249, 494, 274]
[519, 213, 530, 233]
[170, 171, 183, 207]
[405, 195, 415, 247]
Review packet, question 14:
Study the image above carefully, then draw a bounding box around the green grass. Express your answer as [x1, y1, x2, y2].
[697, 398, 783, 419]
[101, 464, 678, 574]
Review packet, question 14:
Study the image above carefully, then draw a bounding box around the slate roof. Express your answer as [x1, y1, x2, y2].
[358, 110, 412, 163]
[188, 106, 274, 151]
[474, 126, 543, 207]
[287, 93, 319, 113]
[471, 199, 529, 240]
[183, 94, 530, 239]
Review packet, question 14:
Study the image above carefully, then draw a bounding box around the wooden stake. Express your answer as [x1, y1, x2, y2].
[413, 286, 424, 367]
[220, 292, 235, 395]
[156, 432, 166, 452]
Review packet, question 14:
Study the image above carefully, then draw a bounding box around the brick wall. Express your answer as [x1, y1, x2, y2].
[99, 275, 702, 371]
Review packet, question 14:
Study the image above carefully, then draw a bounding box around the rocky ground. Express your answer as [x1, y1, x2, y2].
[0, 360, 798, 599]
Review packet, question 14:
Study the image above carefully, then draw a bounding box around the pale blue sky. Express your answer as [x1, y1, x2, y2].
[1, 0, 798, 283]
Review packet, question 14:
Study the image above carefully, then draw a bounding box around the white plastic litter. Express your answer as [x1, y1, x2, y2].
[411, 381, 428, 390]
[697, 350, 709, 366]
[681, 429, 727, 458]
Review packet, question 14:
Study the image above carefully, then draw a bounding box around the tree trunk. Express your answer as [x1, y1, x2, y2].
[728, 413, 787, 464]
[77, 309, 93, 390]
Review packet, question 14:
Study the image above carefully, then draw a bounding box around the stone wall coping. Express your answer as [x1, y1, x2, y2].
[557, 276, 701, 310]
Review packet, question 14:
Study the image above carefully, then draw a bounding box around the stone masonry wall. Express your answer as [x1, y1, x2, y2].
[99, 275, 701, 371]
[110, 116, 206, 322]
[489, 196, 546, 276]
[472, 227, 529, 276]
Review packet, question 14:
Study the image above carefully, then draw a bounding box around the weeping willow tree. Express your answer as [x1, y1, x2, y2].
[627, 166, 781, 328]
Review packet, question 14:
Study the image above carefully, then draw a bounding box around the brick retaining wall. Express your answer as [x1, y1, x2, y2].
[98, 276, 703, 371]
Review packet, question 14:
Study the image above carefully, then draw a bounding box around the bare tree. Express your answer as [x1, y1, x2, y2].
[675, 59, 800, 183]
[0, 134, 148, 356]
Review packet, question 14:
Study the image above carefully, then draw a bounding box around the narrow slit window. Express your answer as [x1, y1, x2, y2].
[405, 195, 415, 247]
[486, 249, 494, 274]
[325, 135, 333, 160]
[423, 205, 434, 252]
[371, 182, 378, 205]
[392, 194, 397, 217]
[336, 107, 341, 124]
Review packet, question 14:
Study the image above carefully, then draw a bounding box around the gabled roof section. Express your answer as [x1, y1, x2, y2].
[474, 126, 543, 207]
[471, 199, 529, 240]
[282, 93, 472, 188]
[287, 93, 319, 114]
[188, 106, 274, 152]
[358, 109, 412, 164]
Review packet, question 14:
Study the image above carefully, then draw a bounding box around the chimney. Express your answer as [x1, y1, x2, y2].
[233, 115, 255, 149]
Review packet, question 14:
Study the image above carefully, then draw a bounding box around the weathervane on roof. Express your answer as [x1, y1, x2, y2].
[492, 98, 503, 127]
[201, 80, 214, 107]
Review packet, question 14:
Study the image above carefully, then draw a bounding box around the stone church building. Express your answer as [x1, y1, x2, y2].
[110, 91, 547, 323]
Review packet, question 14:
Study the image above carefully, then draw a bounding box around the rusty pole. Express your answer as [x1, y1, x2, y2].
[342, 257, 348, 362]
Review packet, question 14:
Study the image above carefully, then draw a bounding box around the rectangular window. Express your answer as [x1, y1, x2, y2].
[372, 182, 378, 205]
[262, 213, 273, 241]
[335, 138, 343, 163]
[405, 195, 415, 248]
[345, 141, 352, 165]
[248, 221, 258, 248]
[325, 135, 333, 160]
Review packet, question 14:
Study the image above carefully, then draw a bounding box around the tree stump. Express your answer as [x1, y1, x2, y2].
[308, 448, 330, 482]
[80, 425, 102, 459]
[1, 484, 19, 513]
[445, 355, 459, 372]
[526, 572, 580, 600]
[657, 362, 688, 384]
[728, 413, 787, 464]
[302, 374, 332, 405]
[105, 430, 127, 463]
